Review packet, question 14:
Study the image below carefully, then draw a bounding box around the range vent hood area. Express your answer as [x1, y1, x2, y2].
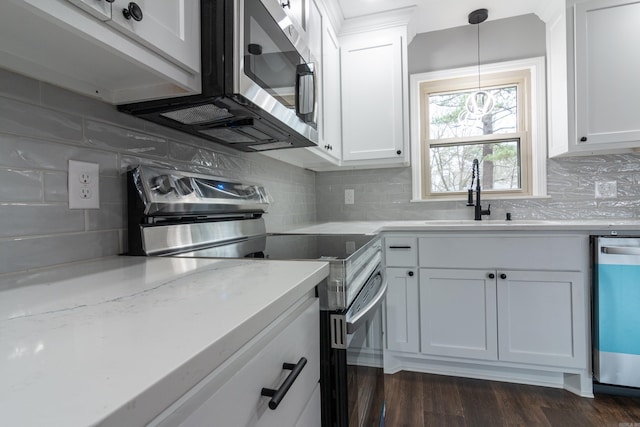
[118, 0, 318, 153]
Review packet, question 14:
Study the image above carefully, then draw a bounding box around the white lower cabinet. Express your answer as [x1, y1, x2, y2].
[385, 267, 419, 353]
[419, 268, 497, 361]
[497, 269, 585, 368]
[151, 297, 320, 427]
[384, 232, 592, 396]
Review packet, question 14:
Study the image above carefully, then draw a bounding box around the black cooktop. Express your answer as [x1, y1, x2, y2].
[172, 234, 376, 261]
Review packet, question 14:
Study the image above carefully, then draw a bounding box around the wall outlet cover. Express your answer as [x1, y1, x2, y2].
[594, 180, 617, 199]
[69, 160, 100, 209]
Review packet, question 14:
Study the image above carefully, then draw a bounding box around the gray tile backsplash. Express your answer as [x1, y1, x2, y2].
[316, 153, 640, 222]
[2, 65, 638, 277]
[0, 68, 316, 276]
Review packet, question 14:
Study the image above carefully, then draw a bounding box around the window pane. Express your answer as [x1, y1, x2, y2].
[428, 86, 518, 140]
[429, 140, 520, 193]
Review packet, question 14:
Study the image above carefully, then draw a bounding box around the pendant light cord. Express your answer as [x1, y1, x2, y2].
[477, 22, 481, 92]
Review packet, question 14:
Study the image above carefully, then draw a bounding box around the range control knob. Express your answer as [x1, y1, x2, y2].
[151, 175, 173, 194]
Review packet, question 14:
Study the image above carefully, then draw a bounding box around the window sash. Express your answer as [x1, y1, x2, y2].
[420, 70, 532, 199]
[423, 133, 529, 198]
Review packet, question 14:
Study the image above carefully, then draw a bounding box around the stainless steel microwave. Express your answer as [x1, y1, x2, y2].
[119, 0, 318, 152]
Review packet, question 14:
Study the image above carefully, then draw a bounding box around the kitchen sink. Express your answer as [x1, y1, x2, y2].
[423, 219, 561, 225]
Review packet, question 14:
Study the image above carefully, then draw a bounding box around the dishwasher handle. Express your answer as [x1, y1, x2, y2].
[601, 246, 640, 256]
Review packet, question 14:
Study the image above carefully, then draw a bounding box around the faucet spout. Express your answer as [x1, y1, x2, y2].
[468, 159, 491, 221]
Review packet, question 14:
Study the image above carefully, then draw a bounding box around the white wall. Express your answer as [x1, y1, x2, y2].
[0, 67, 317, 277]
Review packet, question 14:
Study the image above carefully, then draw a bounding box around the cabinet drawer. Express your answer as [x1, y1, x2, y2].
[419, 234, 587, 270]
[154, 298, 320, 427]
[385, 237, 418, 266]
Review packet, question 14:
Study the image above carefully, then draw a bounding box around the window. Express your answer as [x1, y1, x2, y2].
[410, 58, 546, 201]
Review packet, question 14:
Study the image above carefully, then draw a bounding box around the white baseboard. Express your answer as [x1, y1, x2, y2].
[384, 351, 593, 397]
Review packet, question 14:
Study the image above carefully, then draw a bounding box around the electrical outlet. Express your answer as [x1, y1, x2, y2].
[595, 180, 617, 199]
[345, 189, 355, 205]
[69, 160, 100, 209]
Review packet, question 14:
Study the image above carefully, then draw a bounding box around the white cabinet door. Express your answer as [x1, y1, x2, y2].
[108, 0, 200, 72]
[573, 0, 640, 149]
[66, 0, 111, 20]
[318, 16, 341, 161]
[496, 270, 586, 368]
[340, 29, 407, 162]
[385, 267, 419, 353]
[420, 268, 498, 360]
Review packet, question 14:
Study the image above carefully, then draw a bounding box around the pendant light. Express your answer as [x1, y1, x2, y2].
[460, 8, 494, 123]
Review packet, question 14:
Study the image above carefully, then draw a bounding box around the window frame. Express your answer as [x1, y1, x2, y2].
[410, 57, 547, 201]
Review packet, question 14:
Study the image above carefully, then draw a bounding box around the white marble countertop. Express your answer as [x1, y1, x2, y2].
[0, 256, 329, 427]
[286, 219, 640, 234]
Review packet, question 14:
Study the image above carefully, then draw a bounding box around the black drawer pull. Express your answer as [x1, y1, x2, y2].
[261, 357, 307, 410]
[389, 245, 412, 249]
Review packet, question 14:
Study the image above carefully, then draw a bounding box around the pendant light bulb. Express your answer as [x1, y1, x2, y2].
[461, 8, 494, 124]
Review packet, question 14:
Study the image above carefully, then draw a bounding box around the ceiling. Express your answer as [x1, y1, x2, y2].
[336, 0, 554, 34]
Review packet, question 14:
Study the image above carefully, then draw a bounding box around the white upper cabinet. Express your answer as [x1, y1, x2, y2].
[340, 26, 409, 165]
[548, 0, 640, 156]
[262, 9, 412, 171]
[573, 0, 640, 149]
[0, 0, 200, 104]
[318, 13, 342, 161]
[107, 0, 200, 73]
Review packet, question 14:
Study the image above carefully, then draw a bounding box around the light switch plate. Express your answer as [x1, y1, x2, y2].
[345, 189, 355, 205]
[69, 160, 100, 209]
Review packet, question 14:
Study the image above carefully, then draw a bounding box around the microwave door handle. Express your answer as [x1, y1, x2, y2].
[295, 63, 314, 119]
[346, 279, 388, 334]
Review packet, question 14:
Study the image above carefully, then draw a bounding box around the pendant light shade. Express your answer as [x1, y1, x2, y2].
[460, 8, 494, 124]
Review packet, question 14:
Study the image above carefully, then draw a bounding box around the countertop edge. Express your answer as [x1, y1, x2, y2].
[103, 262, 330, 427]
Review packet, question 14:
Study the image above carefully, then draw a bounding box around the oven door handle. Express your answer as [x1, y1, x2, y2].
[346, 279, 387, 334]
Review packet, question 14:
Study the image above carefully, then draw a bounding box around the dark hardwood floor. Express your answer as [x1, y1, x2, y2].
[384, 371, 640, 427]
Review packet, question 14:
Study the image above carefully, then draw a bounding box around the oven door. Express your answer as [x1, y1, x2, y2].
[322, 268, 387, 427]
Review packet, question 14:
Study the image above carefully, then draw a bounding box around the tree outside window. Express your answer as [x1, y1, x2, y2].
[419, 70, 532, 199]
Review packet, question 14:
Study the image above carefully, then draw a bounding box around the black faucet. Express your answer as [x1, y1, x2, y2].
[467, 158, 491, 220]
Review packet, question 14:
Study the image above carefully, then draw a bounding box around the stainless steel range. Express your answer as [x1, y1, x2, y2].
[127, 165, 386, 426]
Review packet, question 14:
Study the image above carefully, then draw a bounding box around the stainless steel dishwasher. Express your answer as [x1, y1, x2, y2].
[594, 237, 640, 392]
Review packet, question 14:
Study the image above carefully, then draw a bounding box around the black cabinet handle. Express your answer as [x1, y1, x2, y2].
[488, 273, 495, 279]
[500, 273, 507, 280]
[261, 357, 307, 410]
[396, 150, 402, 155]
[104, 0, 115, 2]
[408, 271, 414, 277]
[580, 136, 587, 142]
[388, 245, 411, 249]
[123, 2, 143, 21]
[281, 0, 291, 8]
